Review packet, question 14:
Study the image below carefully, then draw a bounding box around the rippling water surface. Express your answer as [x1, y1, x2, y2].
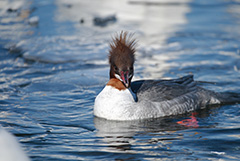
[0, 0, 240, 160]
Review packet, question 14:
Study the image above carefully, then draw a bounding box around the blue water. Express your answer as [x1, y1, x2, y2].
[0, 0, 240, 160]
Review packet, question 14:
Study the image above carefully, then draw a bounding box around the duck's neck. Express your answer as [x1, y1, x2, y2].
[107, 78, 126, 90]
[106, 78, 137, 102]
[109, 66, 115, 79]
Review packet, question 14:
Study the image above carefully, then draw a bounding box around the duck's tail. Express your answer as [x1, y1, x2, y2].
[216, 92, 240, 105]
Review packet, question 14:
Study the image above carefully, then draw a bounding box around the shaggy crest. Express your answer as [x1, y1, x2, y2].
[109, 31, 137, 64]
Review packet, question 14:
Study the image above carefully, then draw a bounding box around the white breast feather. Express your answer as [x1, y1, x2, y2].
[94, 86, 135, 120]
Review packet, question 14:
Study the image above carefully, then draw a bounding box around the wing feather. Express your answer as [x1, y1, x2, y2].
[131, 75, 197, 102]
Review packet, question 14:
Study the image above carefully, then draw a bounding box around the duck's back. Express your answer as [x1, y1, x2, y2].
[131, 75, 221, 116]
[132, 75, 198, 102]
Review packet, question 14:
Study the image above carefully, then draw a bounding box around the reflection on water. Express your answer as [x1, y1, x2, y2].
[94, 116, 185, 159]
[0, 0, 240, 160]
[94, 105, 240, 160]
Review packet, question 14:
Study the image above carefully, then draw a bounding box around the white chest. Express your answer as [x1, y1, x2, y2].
[94, 86, 136, 120]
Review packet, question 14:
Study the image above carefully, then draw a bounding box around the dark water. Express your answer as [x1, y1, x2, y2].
[0, 0, 240, 160]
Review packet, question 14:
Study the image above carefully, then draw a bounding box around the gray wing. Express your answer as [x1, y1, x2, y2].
[131, 75, 198, 102]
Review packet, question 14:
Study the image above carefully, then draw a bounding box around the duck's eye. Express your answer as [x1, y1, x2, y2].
[114, 66, 118, 71]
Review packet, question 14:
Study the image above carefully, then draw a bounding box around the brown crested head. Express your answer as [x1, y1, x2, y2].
[108, 31, 137, 88]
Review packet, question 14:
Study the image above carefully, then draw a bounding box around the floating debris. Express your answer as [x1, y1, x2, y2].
[6, 1, 23, 13]
[7, 8, 18, 12]
[28, 16, 39, 26]
[80, 18, 84, 24]
[93, 14, 117, 27]
[63, 4, 72, 8]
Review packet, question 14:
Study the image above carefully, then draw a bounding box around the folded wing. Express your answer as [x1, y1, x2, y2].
[132, 75, 197, 102]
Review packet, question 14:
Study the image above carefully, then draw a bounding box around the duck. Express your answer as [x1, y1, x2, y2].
[94, 31, 240, 121]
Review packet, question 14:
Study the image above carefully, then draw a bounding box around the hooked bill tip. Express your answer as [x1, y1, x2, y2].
[120, 71, 130, 88]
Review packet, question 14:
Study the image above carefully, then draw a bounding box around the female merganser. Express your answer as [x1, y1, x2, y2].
[94, 31, 240, 120]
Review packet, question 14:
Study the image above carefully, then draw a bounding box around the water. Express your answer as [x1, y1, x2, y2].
[0, 0, 240, 160]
